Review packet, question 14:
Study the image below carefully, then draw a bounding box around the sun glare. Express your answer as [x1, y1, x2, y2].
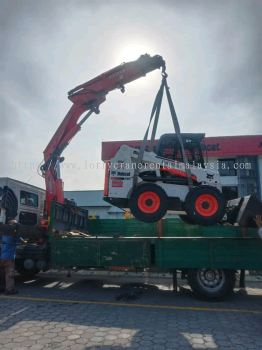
[117, 42, 156, 63]
[112, 42, 159, 88]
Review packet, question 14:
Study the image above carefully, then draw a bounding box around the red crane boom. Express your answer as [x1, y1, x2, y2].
[41, 54, 165, 217]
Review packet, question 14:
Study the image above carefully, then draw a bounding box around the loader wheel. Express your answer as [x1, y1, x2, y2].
[179, 214, 195, 225]
[184, 186, 225, 225]
[129, 184, 168, 223]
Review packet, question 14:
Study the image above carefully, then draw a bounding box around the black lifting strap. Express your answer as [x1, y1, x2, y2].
[134, 78, 165, 186]
[149, 80, 164, 151]
[163, 78, 193, 188]
[134, 74, 193, 189]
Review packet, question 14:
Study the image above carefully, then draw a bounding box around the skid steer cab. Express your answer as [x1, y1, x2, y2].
[104, 133, 226, 225]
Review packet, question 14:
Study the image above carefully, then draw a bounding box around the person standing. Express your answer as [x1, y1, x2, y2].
[255, 215, 262, 239]
[0, 219, 19, 294]
[0, 245, 5, 293]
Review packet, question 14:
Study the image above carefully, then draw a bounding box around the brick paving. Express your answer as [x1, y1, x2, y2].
[0, 273, 261, 349]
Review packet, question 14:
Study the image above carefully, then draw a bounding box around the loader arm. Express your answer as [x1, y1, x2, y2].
[41, 54, 165, 217]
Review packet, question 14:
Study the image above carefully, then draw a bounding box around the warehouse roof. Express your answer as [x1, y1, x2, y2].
[65, 190, 113, 207]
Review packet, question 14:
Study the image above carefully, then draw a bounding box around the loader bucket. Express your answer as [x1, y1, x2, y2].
[226, 194, 262, 227]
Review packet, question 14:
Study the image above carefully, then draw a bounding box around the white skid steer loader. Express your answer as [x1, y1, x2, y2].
[104, 133, 226, 225]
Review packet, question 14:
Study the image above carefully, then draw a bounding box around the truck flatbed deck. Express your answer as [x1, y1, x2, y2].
[15, 202, 262, 300]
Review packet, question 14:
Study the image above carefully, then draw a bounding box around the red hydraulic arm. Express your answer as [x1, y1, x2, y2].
[41, 54, 165, 218]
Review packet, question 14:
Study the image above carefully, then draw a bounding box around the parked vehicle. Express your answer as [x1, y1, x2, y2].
[0, 177, 45, 225]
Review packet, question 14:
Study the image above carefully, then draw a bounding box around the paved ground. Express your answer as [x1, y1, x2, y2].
[0, 273, 261, 350]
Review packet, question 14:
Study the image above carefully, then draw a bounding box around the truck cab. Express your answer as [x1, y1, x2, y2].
[0, 177, 45, 225]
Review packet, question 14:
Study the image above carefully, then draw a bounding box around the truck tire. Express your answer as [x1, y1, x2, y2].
[184, 186, 225, 225]
[187, 269, 235, 300]
[16, 261, 39, 279]
[129, 184, 168, 223]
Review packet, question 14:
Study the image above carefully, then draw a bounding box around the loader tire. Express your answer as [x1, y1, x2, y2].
[184, 186, 225, 225]
[129, 184, 168, 223]
[179, 214, 195, 224]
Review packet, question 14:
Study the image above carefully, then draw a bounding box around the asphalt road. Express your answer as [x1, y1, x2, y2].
[0, 272, 261, 350]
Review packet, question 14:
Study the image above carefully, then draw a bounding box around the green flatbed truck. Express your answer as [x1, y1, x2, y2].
[16, 202, 262, 301]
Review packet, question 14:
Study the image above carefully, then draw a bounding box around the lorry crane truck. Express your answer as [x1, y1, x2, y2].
[1, 55, 261, 299]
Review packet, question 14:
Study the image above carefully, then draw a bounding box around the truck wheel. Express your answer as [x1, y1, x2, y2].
[16, 261, 39, 279]
[187, 269, 235, 300]
[129, 184, 168, 223]
[184, 186, 225, 225]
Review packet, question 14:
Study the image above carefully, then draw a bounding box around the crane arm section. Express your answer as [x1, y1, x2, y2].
[41, 54, 165, 216]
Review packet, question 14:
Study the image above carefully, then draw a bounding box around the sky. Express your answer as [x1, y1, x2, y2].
[1, 0, 261, 190]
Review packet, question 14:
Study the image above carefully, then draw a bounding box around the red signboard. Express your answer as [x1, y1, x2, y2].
[101, 135, 262, 161]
